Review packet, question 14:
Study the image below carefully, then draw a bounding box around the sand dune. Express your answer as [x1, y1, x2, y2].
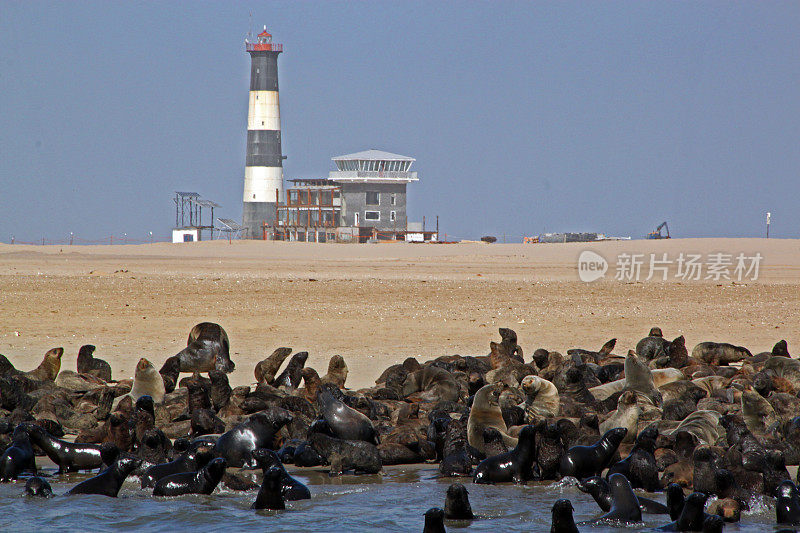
[0, 238, 797, 390]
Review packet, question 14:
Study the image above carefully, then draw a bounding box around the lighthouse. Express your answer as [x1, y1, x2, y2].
[242, 27, 284, 239]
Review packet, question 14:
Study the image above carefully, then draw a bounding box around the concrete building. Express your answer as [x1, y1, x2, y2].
[265, 150, 433, 243]
[241, 27, 284, 238]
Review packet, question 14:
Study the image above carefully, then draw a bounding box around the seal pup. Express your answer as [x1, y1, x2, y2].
[322, 354, 348, 388]
[252, 448, 310, 500]
[444, 483, 474, 519]
[473, 425, 536, 484]
[665, 483, 685, 520]
[251, 466, 285, 510]
[152, 457, 227, 496]
[597, 473, 642, 523]
[77, 344, 112, 382]
[551, 499, 579, 533]
[519, 375, 559, 419]
[24, 476, 53, 497]
[23, 422, 103, 473]
[214, 408, 294, 468]
[423, 508, 446, 533]
[67, 453, 141, 497]
[318, 386, 379, 444]
[467, 384, 518, 454]
[658, 492, 709, 531]
[776, 480, 800, 526]
[254, 347, 293, 384]
[559, 427, 627, 480]
[606, 426, 659, 492]
[0, 425, 36, 481]
[26, 347, 63, 381]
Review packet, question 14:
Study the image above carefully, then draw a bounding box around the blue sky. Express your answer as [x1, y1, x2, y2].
[1, 2, 798, 242]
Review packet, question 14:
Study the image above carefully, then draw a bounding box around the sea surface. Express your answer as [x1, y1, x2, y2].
[0, 464, 778, 532]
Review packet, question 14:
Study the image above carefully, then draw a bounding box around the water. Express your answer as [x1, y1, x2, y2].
[0, 464, 778, 532]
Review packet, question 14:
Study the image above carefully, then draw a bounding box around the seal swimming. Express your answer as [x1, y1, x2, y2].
[551, 499, 579, 533]
[596, 473, 642, 523]
[152, 457, 227, 497]
[67, 453, 141, 497]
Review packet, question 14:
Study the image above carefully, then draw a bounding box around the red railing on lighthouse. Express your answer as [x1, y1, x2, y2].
[246, 42, 283, 52]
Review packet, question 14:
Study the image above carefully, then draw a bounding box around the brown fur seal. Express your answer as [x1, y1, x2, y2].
[402, 366, 460, 403]
[489, 341, 515, 370]
[322, 355, 348, 388]
[589, 368, 684, 402]
[599, 391, 641, 442]
[26, 347, 63, 381]
[498, 328, 524, 363]
[126, 358, 165, 404]
[254, 347, 292, 384]
[568, 338, 617, 364]
[301, 367, 323, 403]
[663, 410, 721, 446]
[764, 357, 800, 390]
[467, 384, 517, 454]
[741, 389, 778, 433]
[692, 342, 752, 365]
[519, 375, 560, 419]
[77, 345, 112, 382]
[621, 350, 663, 406]
[175, 322, 235, 373]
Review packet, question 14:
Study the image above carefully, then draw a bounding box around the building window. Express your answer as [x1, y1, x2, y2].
[366, 191, 379, 205]
[364, 211, 380, 221]
[390, 211, 396, 222]
[390, 193, 396, 206]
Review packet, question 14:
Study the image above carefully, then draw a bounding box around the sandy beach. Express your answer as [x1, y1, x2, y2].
[0, 238, 798, 390]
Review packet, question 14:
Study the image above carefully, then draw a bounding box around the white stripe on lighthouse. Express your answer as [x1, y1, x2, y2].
[243, 166, 283, 203]
[247, 91, 281, 131]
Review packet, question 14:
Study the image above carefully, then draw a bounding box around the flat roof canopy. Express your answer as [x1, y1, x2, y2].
[332, 149, 415, 162]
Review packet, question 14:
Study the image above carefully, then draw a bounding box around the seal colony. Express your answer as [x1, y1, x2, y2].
[1, 323, 798, 530]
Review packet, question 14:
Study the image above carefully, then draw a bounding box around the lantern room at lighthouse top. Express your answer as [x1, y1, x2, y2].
[246, 26, 283, 52]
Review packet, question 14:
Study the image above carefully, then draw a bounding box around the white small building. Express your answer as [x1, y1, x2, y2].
[172, 227, 200, 243]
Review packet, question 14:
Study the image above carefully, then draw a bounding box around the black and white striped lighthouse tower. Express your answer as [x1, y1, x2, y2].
[242, 27, 284, 239]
